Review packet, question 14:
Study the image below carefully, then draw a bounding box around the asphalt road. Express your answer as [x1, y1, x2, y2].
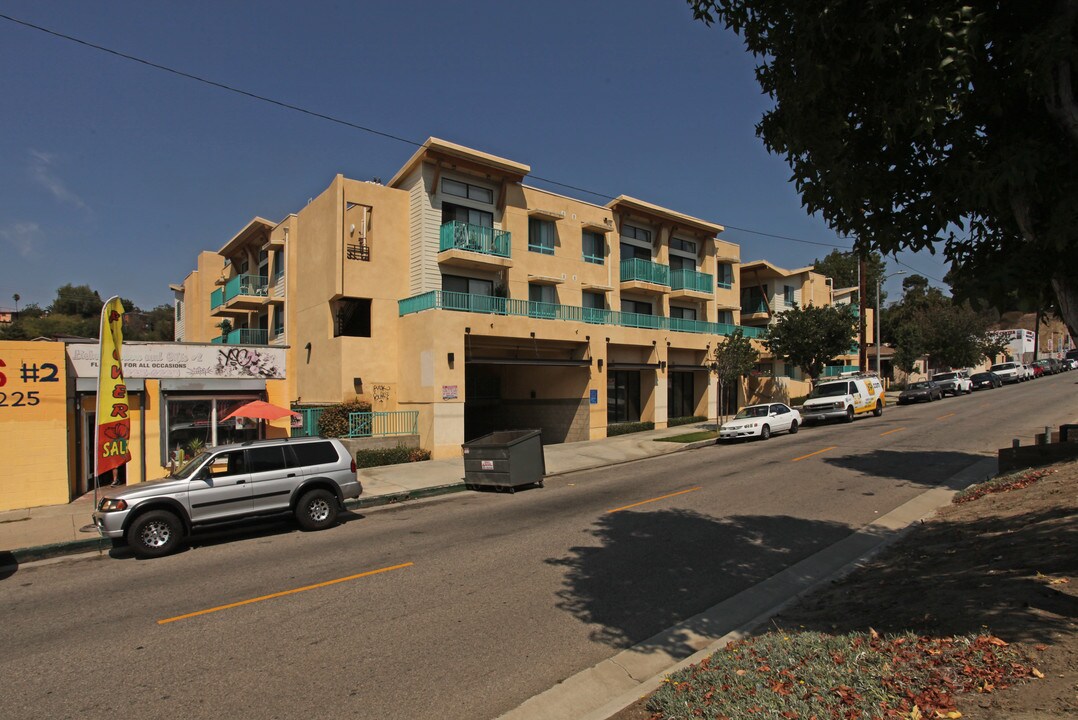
[1, 373, 1075, 720]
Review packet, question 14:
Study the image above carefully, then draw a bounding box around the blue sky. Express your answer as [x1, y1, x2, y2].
[0, 0, 949, 312]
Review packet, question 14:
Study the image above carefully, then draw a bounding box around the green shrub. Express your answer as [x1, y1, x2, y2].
[668, 415, 707, 427]
[608, 421, 655, 436]
[788, 394, 808, 407]
[355, 445, 431, 468]
[317, 400, 372, 437]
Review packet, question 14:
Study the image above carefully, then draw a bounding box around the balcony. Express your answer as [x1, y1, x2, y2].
[438, 221, 512, 271]
[620, 258, 669, 295]
[398, 290, 765, 339]
[210, 274, 269, 314]
[670, 269, 714, 299]
[740, 298, 769, 316]
[211, 328, 269, 345]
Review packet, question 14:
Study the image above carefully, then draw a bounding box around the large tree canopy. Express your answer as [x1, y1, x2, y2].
[689, 1, 1078, 343]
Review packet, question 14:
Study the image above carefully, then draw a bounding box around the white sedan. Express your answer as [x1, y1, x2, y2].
[719, 402, 802, 441]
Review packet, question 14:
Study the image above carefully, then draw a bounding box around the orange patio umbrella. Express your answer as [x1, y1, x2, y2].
[221, 400, 300, 422]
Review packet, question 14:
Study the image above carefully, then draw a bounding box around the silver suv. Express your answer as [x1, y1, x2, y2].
[93, 437, 361, 558]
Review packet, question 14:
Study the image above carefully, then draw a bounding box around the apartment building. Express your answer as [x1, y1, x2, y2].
[174, 138, 764, 457]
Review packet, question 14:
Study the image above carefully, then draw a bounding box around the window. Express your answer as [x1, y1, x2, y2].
[670, 255, 696, 272]
[247, 446, 288, 474]
[582, 291, 605, 310]
[621, 299, 652, 315]
[784, 285, 796, 306]
[582, 231, 605, 264]
[443, 274, 494, 296]
[334, 298, 372, 337]
[442, 202, 493, 228]
[272, 308, 285, 339]
[208, 450, 247, 477]
[164, 395, 260, 464]
[292, 441, 340, 467]
[717, 263, 733, 289]
[529, 283, 557, 305]
[529, 283, 557, 318]
[620, 242, 651, 261]
[670, 238, 697, 254]
[608, 371, 642, 423]
[238, 259, 249, 275]
[443, 274, 499, 312]
[621, 225, 652, 243]
[670, 306, 697, 320]
[528, 218, 556, 254]
[175, 300, 183, 321]
[717, 310, 734, 325]
[442, 178, 494, 204]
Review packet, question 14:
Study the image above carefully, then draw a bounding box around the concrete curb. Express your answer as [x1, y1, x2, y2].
[499, 456, 997, 720]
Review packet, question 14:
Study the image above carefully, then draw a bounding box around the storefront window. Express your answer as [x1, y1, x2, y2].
[165, 395, 259, 465]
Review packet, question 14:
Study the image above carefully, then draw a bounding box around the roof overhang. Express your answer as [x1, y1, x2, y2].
[390, 137, 531, 188]
[218, 217, 275, 257]
[606, 195, 724, 236]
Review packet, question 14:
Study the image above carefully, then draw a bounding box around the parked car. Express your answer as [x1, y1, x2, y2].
[1019, 364, 1036, 381]
[1033, 359, 1060, 375]
[969, 371, 1002, 390]
[719, 402, 801, 441]
[988, 361, 1023, 384]
[1031, 363, 1045, 378]
[801, 374, 886, 424]
[1063, 358, 1078, 371]
[930, 370, 972, 396]
[93, 437, 362, 558]
[897, 380, 944, 403]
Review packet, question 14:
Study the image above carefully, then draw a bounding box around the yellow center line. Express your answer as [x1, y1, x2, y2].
[607, 487, 701, 514]
[157, 562, 414, 625]
[880, 427, 906, 437]
[936, 412, 956, 420]
[791, 446, 838, 462]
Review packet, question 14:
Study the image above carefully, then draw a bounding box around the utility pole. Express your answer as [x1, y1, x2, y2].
[858, 251, 868, 372]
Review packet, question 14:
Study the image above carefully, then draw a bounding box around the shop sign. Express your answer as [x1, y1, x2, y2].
[441, 385, 458, 400]
[68, 343, 286, 380]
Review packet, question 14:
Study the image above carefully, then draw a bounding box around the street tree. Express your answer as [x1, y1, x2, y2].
[688, 1, 1078, 343]
[707, 329, 759, 423]
[764, 305, 857, 380]
[0, 285, 173, 341]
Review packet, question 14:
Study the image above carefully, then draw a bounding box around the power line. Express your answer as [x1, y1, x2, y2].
[0, 12, 908, 256]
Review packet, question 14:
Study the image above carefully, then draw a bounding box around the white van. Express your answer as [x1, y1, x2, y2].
[802, 374, 886, 424]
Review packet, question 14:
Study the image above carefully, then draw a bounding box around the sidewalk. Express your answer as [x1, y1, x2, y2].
[0, 422, 716, 564]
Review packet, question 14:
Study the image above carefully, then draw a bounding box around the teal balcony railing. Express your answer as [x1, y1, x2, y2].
[211, 274, 269, 308]
[670, 269, 714, 293]
[821, 365, 860, 377]
[398, 290, 765, 339]
[620, 258, 669, 286]
[210, 287, 225, 309]
[439, 221, 511, 258]
[212, 328, 269, 345]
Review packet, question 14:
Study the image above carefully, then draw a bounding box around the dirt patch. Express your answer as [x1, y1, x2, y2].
[611, 460, 1078, 719]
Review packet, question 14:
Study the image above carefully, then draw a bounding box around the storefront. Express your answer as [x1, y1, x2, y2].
[0, 339, 289, 511]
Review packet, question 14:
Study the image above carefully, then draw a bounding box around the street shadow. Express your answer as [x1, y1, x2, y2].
[107, 509, 366, 559]
[771, 506, 1078, 644]
[546, 509, 859, 656]
[823, 449, 988, 488]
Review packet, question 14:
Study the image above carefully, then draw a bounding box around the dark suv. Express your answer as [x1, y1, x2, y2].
[93, 437, 361, 558]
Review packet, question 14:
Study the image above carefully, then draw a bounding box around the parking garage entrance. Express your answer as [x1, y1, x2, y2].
[463, 345, 592, 445]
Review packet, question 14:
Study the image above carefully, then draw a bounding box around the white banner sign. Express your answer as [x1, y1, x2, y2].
[67, 343, 286, 380]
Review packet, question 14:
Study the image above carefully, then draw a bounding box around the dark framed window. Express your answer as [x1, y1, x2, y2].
[442, 178, 494, 204]
[621, 299, 652, 315]
[717, 263, 733, 289]
[668, 372, 695, 419]
[621, 225, 651, 243]
[670, 255, 696, 272]
[246, 446, 288, 474]
[784, 285, 796, 306]
[608, 371, 642, 423]
[670, 238, 697, 254]
[528, 218, 556, 254]
[582, 231, 605, 263]
[670, 306, 696, 320]
[619, 242, 651, 261]
[442, 202, 493, 228]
